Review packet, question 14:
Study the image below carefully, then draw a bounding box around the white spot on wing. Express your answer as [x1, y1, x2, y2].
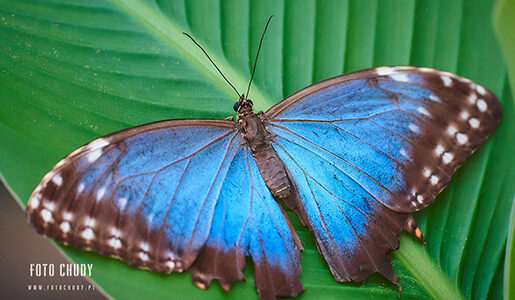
[460, 111, 470, 120]
[417, 106, 431, 117]
[81, 228, 95, 240]
[96, 187, 106, 201]
[409, 123, 420, 133]
[441, 75, 452, 86]
[430, 175, 439, 185]
[87, 138, 109, 151]
[41, 209, 53, 223]
[476, 99, 488, 112]
[84, 217, 96, 228]
[140, 242, 150, 252]
[52, 173, 63, 186]
[77, 183, 85, 194]
[447, 125, 458, 136]
[435, 144, 445, 156]
[139, 252, 149, 262]
[390, 73, 410, 82]
[63, 212, 73, 221]
[456, 133, 468, 144]
[166, 260, 175, 270]
[86, 149, 102, 163]
[108, 238, 122, 249]
[118, 197, 127, 209]
[417, 195, 424, 203]
[468, 93, 478, 104]
[423, 168, 431, 178]
[375, 67, 397, 76]
[429, 94, 441, 102]
[29, 196, 40, 209]
[110, 227, 122, 237]
[476, 85, 486, 95]
[60, 221, 71, 233]
[44, 201, 55, 211]
[442, 152, 454, 164]
[469, 118, 480, 128]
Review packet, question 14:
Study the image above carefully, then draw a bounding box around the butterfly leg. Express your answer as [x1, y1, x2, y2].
[224, 116, 235, 121]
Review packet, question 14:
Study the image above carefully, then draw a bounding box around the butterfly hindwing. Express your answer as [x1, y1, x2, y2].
[26, 119, 302, 299]
[273, 136, 410, 283]
[265, 66, 502, 283]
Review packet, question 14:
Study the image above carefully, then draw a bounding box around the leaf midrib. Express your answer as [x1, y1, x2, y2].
[111, 0, 274, 111]
[394, 235, 465, 300]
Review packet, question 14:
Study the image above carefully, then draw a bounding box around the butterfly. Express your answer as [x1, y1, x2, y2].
[26, 18, 502, 300]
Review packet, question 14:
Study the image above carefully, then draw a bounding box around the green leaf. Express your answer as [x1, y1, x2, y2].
[493, 0, 515, 299]
[0, 0, 513, 299]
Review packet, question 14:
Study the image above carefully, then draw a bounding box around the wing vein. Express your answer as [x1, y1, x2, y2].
[274, 141, 347, 276]
[271, 107, 399, 123]
[271, 123, 396, 198]
[186, 132, 239, 247]
[114, 130, 236, 182]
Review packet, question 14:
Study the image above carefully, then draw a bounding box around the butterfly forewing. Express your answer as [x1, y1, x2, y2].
[26, 119, 303, 298]
[265, 66, 502, 283]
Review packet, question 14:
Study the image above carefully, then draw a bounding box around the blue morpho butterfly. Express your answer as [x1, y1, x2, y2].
[26, 17, 502, 300]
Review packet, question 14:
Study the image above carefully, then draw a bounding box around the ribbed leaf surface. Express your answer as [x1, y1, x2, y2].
[0, 0, 513, 299]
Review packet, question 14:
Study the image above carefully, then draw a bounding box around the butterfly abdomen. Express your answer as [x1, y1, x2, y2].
[241, 113, 293, 200]
[252, 145, 291, 199]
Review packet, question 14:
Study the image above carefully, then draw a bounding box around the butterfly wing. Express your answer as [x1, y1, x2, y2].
[267, 66, 502, 213]
[26, 119, 302, 298]
[191, 146, 303, 298]
[265, 66, 502, 282]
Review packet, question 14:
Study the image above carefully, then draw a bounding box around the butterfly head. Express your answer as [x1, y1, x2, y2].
[234, 94, 254, 119]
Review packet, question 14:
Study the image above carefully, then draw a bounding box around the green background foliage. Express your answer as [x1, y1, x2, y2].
[0, 0, 514, 299]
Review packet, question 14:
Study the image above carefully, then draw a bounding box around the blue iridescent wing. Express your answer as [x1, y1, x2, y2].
[191, 146, 303, 299]
[26, 119, 302, 298]
[265, 66, 502, 283]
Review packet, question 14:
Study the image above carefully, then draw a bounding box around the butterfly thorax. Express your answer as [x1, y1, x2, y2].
[237, 104, 292, 200]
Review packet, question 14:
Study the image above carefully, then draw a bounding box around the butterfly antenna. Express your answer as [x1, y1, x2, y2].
[245, 15, 274, 100]
[183, 32, 241, 98]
